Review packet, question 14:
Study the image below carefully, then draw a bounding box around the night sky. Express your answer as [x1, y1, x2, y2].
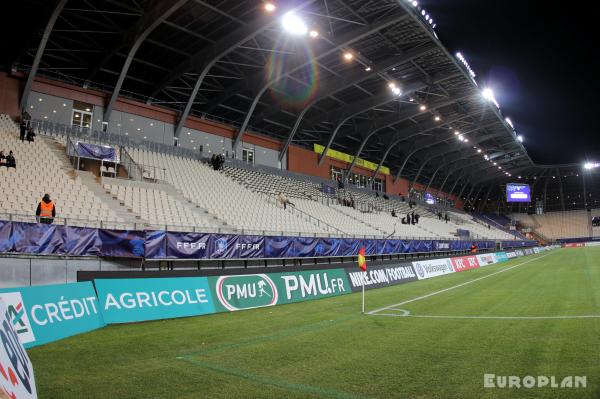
[426, 0, 600, 165]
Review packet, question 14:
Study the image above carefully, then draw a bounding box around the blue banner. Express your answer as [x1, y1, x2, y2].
[0, 219, 537, 259]
[0, 220, 11, 252]
[265, 236, 296, 258]
[63, 226, 100, 256]
[12, 222, 64, 255]
[0, 282, 105, 348]
[144, 230, 167, 259]
[315, 237, 341, 257]
[94, 277, 215, 324]
[208, 234, 239, 259]
[237, 235, 265, 258]
[77, 142, 117, 161]
[98, 229, 145, 258]
[339, 238, 361, 257]
[294, 236, 320, 258]
[165, 231, 210, 259]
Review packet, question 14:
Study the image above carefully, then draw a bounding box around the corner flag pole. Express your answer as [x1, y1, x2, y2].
[361, 270, 365, 314]
[358, 247, 367, 314]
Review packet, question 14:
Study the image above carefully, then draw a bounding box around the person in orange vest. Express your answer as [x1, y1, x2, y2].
[470, 243, 478, 254]
[36, 193, 56, 224]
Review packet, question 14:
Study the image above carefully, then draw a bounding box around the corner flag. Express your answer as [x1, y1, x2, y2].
[358, 247, 367, 271]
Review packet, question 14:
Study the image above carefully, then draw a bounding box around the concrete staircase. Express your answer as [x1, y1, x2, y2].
[39, 135, 77, 180]
[100, 177, 231, 230]
[77, 172, 141, 225]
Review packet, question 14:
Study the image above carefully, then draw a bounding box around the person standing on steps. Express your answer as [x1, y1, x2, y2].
[36, 193, 56, 224]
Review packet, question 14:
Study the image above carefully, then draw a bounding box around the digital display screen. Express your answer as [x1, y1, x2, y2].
[506, 183, 531, 203]
[424, 192, 436, 205]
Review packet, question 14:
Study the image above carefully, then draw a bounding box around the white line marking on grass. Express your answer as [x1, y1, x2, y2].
[371, 309, 600, 320]
[367, 252, 554, 316]
[410, 314, 600, 320]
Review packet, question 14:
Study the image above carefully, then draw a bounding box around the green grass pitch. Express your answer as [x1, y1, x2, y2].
[30, 247, 600, 398]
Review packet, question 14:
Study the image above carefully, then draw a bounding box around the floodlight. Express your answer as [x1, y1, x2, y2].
[482, 88, 494, 101]
[264, 2, 276, 12]
[282, 12, 307, 35]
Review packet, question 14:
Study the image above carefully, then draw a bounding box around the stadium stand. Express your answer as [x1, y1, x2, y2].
[0, 112, 539, 241]
[590, 210, 600, 237]
[2, 114, 524, 240]
[124, 146, 338, 236]
[0, 114, 123, 227]
[511, 210, 592, 239]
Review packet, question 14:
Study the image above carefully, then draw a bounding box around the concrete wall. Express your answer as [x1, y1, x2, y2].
[0, 257, 142, 289]
[25, 88, 282, 169]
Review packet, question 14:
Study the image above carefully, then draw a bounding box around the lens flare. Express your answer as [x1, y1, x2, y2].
[266, 38, 319, 109]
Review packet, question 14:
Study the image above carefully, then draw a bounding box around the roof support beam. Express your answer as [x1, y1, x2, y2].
[367, 92, 470, 177]
[20, 0, 68, 112]
[230, 13, 410, 152]
[277, 43, 437, 161]
[102, 0, 189, 124]
[478, 185, 494, 213]
[557, 168, 565, 211]
[319, 73, 461, 167]
[449, 175, 464, 199]
[168, 1, 319, 139]
[391, 118, 497, 183]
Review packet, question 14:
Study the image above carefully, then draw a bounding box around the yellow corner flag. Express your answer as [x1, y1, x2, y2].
[358, 247, 367, 271]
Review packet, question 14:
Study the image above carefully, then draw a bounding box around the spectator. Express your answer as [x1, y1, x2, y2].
[21, 110, 31, 124]
[470, 243, 478, 254]
[19, 121, 27, 141]
[488, 224, 491, 230]
[400, 196, 406, 202]
[383, 193, 389, 200]
[26, 127, 36, 143]
[444, 213, 449, 223]
[415, 213, 420, 224]
[410, 212, 416, 225]
[4, 151, 15, 168]
[0, 151, 4, 162]
[36, 193, 56, 224]
[391, 209, 397, 218]
[278, 192, 294, 210]
[375, 191, 379, 197]
[337, 176, 344, 190]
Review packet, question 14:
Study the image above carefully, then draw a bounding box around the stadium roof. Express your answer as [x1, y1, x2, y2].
[6, 0, 598, 210]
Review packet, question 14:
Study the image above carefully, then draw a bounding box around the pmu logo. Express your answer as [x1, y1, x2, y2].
[216, 274, 278, 311]
[0, 293, 35, 344]
[215, 238, 228, 254]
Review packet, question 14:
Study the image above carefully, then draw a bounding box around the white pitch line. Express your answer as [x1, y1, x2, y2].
[370, 309, 600, 320]
[366, 251, 555, 315]
[409, 314, 600, 320]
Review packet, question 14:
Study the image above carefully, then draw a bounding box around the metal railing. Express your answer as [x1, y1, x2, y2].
[0, 209, 501, 242]
[31, 119, 202, 161]
[258, 192, 349, 236]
